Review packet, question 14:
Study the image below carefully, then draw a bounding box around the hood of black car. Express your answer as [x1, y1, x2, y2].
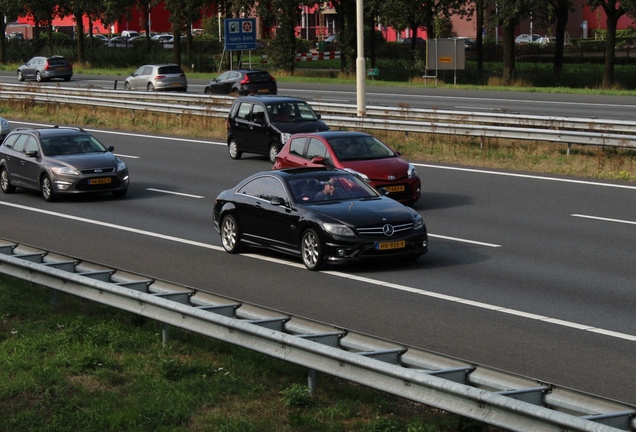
[307, 197, 415, 225]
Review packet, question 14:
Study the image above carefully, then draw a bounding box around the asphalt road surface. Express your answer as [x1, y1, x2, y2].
[1, 118, 634, 406]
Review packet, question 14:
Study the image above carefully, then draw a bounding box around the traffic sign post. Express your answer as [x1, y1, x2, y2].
[224, 18, 257, 51]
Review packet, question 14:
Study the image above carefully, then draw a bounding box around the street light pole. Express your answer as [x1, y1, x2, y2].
[356, 0, 366, 116]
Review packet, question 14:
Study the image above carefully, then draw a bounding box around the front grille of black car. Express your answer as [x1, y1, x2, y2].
[80, 167, 115, 174]
[356, 222, 413, 238]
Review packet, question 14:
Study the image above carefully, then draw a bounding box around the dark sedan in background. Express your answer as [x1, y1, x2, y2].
[213, 168, 428, 270]
[204, 69, 277, 96]
[0, 126, 129, 202]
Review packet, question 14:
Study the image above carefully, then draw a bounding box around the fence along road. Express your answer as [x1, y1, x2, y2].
[1, 83, 636, 153]
[0, 239, 634, 432]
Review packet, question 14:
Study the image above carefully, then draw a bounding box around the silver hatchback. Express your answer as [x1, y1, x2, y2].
[124, 64, 187, 92]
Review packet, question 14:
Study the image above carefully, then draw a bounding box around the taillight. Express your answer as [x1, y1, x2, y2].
[44, 61, 51, 70]
[155, 75, 166, 80]
[240, 75, 250, 84]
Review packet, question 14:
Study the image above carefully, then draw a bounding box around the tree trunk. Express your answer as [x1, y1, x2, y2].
[502, 20, 516, 86]
[75, 11, 85, 64]
[476, 0, 484, 81]
[602, 13, 618, 88]
[553, 3, 569, 77]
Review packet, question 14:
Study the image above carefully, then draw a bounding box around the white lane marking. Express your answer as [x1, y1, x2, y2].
[572, 214, 636, 225]
[9, 121, 224, 145]
[429, 234, 501, 248]
[146, 188, 205, 199]
[1, 200, 634, 342]
[415, 163, 636, 190]
[7, 121, 634, 190]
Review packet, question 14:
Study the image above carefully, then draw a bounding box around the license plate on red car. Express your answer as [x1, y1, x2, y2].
[375, 240, 406, 250]
[384, 185, 405, 193]
[89, 178, 111, 185]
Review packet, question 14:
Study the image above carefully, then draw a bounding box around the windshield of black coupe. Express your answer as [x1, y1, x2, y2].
[288, 173, 379, 203]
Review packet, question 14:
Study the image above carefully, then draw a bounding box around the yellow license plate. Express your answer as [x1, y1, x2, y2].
[170, 83, 181, 87]
[89, 177, 111, 185]
[376, 240, 406, 250]
[258, 88, 270, 92]
[384, 185, 405, 193]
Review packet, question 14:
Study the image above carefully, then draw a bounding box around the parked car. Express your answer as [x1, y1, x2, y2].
[106, 36, 130, 48]
[17, 56, 72, 82]
[451, 37, 475, 50]
[204, 69, 277, 96]
[273, 131, 421, 205]
[121, 30, 139, 39]
[0, 126, 129, 202]
[227, 96, 329, 163]
[0, 117, 9, 141]
[515, 34, 541, 44]
[316, 34, 338, 51]
[213, 167, 428, 270]
[124, 64, 187, 92]
[86, 33, 108, 43]
[401, 37, 426, 46]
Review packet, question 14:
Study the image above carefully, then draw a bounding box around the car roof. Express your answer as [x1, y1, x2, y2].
[271, 167, 345, 179]
[8, 126, 88, 137]
[291, 131, 369, 139]
[233, 95, 306, 103]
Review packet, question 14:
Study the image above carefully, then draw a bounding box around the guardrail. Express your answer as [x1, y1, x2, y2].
[1, 238, 634, 431]
[1, 83, 636, 152]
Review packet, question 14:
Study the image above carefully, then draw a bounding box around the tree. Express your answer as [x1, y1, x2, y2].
[492, 0, 533, 86]
[0, 0, 23, 63]
[545, 0, 573, 77]
[23, 0, 60, 56]
[255, 0, 305, 73]
[585, 0, 636, 88]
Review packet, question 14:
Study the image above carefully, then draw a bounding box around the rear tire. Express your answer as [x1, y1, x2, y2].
[228, 139, 242, 160]
[147, 83, 155, 91]
[220, 214, 243, 253]
[0, 168, 16, 194]
[41, 175, 56, 202]
[35, 72, 42, 82]
[301, 229, 324, 271]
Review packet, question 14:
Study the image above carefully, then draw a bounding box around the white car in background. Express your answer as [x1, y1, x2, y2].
[515, 34, 541, 44]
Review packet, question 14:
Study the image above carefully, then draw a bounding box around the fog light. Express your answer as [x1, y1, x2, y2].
[54, 181, 72, 191]
[422, 240, 428, 247]
[337, 249, 346, 257]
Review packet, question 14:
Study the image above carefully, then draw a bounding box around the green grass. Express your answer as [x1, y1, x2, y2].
[0, 276, 499, 432]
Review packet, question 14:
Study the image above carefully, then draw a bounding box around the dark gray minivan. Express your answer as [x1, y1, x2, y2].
[226, 96, 329, 163]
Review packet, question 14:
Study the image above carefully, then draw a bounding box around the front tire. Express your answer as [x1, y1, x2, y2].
[17, 71, 24, 81]
[301, 229, 324, 271]
[41, 175, 56, 202]
[268, 144, 278, 164]
[124, 82, 131, 91]
[0, 168, 16, 194]
[220, 214, 243, 253]
[228, 139, 242, 160]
